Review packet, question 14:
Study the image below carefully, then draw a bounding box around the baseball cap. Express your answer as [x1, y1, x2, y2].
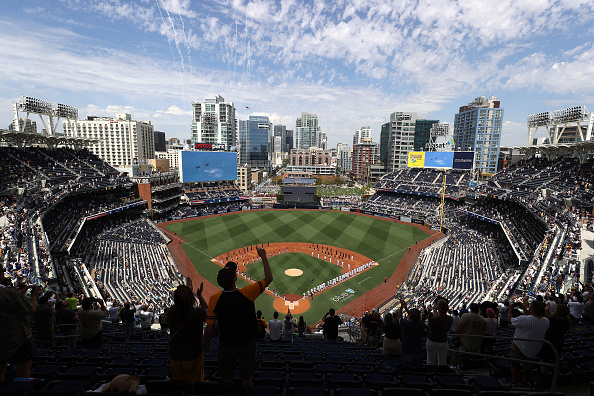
[217, 262, 238, 289]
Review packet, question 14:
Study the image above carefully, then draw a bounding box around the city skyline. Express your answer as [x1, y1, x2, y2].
[1, 1, 594, 149]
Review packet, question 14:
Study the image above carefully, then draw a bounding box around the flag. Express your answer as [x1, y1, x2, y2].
[246, 106, 251, 110]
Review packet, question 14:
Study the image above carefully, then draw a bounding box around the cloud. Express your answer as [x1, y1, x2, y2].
[154, 105, 192, 118]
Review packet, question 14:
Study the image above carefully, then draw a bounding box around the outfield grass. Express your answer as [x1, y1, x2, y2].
[243, 253, 343, 296]
[165, 210, 429, 323]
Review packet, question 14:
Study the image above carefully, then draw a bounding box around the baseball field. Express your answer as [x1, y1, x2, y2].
[163, 210, 430, 323]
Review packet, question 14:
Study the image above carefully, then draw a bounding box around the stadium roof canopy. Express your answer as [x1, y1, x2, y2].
[506, 140, 594, 163]
[0, 128, 97, 149]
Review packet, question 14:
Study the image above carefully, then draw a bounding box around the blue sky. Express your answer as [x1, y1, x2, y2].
[1, 0, 594, 149]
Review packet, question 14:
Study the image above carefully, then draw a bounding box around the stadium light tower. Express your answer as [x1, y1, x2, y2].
[527, 105, 594, 145]
[13, 95, 78, 135]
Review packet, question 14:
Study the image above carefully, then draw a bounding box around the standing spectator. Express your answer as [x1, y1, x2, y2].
[65, 293, 80, 311]
[481, 308, 497, 355]
[382, 312, 401, 356]
[255, 310, 267, 341]
[368, 311, 383, 347]
[0, 282, 42, 382]
[568, 294, 584, 324]
[204, 247, 273, 388]
[283, 312, 296, 343]
[582, 293, 594, 325]
[34, 293, 57, 346]
[140, 306, 154, 338]
[398, 300, 424, 369]
[459, 303, 469, 316]
[322, 308, 343, 343]
[159, 308, 169, 332]
[541, 304, 570, 375]
[508, 299, 550, 386]
[78, 297, 108, 348]
[297, 316, 307, 336]
[545, 294, 557, 316]
[499, 300, 509, 327]
[268, 312, 282, 342]
[449, 309, 460, 333]
[168, 279, 208, 390]
[55, 300, 78, 350]
[108, 301, 121, 324]
[426, 299, 452, 366]
[119, 302, 136, 337]
[455, 303, 486, 369]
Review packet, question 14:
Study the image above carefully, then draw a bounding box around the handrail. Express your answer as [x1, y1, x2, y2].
[450, 333, 560, 392]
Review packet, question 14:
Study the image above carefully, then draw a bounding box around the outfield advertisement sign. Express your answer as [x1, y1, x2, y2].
[453, 152, 475, 170]
[407, 151, 475, 170]
[329, 288, 356, 303]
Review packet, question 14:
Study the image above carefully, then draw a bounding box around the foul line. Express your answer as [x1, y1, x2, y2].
[376, 233, 438, 263]
[161, 227, 220, 264]
[358, 276, 371, 284]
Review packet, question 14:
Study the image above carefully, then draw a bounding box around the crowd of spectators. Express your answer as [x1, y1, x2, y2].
[373, 168, 469, 198]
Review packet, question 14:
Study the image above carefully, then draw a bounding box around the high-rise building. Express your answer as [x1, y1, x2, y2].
[337, 143, 352, 175]
[239, 115, 271, 168]
[9, 118, 37, 134]
[273, 125, 286, 153]
[414, 119, 439, 151]
[285, 130, 294, 153]
[154, 131, 166, 152]
[379, 122, 390, 166]
[353, 126, 372, 147]
[384, 112, 420, 172]
[295, 113, 322, 150]
[63, 113, 154, 168]
[352, 138, 378, 182]
[453, 96, 503, 174]
[381, 113, 442, 172]
[191, 95, 236, 150]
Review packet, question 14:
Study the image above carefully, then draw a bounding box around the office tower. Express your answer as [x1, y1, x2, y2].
[353, 126, 372, 147]
[285, 130, 294, 153]
[63, 113, 155, 168]
[239, 115, 271, 168]
[295, 112, 322, 149]
[453, 96, 503, 174]
[154, 131, 166, 152]
[191, 95, 236, 150]
[414, 119, 439, 151]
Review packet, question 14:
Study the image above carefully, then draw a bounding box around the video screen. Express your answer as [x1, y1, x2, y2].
[180, 151, 237, 182]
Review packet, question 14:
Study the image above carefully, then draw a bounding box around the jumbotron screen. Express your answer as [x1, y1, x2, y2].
[179, 151, 237, 183]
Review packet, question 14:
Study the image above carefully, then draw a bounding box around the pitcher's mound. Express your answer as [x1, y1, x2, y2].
[285, 268, 303, 276]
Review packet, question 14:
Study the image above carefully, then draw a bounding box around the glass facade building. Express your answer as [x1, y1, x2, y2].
[453, 96, 503, 174]
[239, 115, 271, 168]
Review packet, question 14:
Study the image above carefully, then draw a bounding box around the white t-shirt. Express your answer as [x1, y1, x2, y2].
[511, 315, 550, 358]
[269, 319, 283, 340]
[568, 301, 584, 318]
[140, 310, 154, 329]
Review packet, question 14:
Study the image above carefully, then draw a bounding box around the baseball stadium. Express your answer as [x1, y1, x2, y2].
[1, 130, 593, 394]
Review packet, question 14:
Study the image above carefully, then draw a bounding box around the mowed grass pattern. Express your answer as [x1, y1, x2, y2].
[244, 253, 343, 296]
[165, 210, 429, 323]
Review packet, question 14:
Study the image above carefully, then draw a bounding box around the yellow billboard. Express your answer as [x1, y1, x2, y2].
[407, 152, 425, 168]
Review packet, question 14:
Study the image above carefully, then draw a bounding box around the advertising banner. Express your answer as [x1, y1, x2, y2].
[453, 151, 475, 170]
[407, 152, 425, 168]
[424, 152, 454, 169]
